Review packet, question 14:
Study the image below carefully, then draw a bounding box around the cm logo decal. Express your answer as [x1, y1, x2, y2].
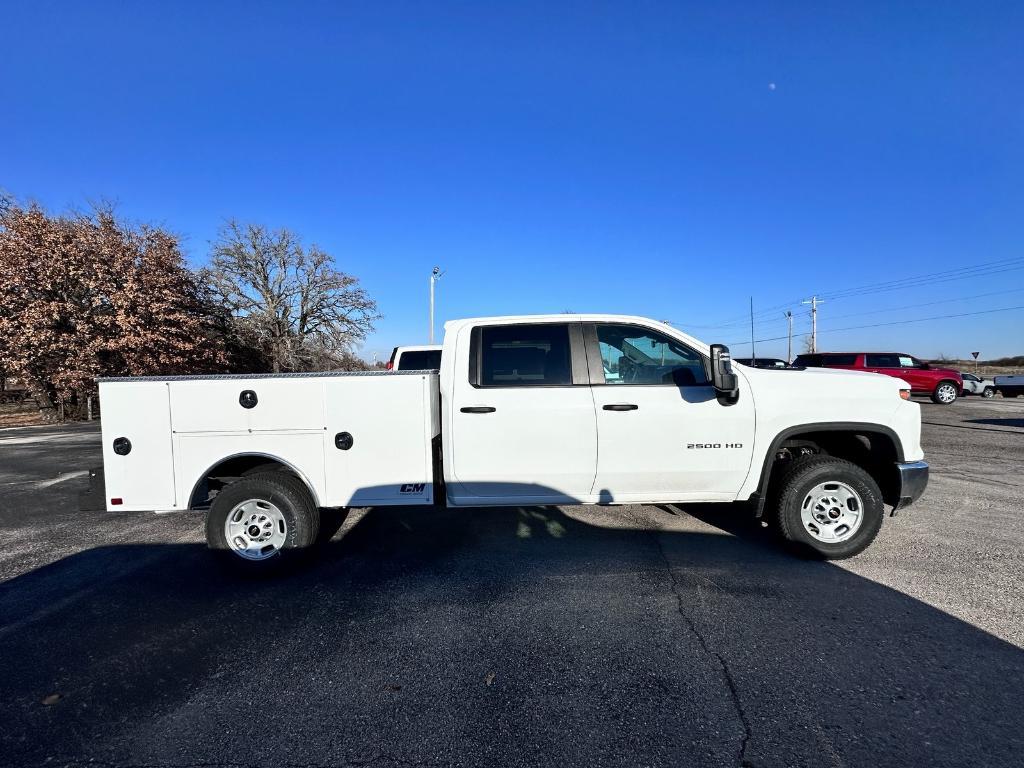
[400, 483, 426, 494]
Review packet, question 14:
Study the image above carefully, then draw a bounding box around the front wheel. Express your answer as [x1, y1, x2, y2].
[206, 472, 320, 570]
[773, 457, 884, 559]
[982, 387, 995, 398]
[931, 381, 959, 404]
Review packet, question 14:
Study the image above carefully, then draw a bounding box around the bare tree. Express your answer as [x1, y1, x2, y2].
[204, 221, 380, 372]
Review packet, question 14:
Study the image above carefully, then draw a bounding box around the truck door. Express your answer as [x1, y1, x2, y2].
[586, 323, 755, 502]
[447, 322, 597, 503]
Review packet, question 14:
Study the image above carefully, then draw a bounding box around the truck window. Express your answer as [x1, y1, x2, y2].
[397, 350, 442, 370]
[478, 324, 572, 386]
[792, 354, 822, 367]
[594, 324, 709, 386]
[818, 354, 858, 366]
[865, 354, 900, 368]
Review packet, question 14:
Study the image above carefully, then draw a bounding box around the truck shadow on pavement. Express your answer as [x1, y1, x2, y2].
[1, 501, 1023, 768]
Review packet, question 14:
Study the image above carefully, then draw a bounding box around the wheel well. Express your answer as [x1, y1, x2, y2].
[188, 454, 316, 510]
[758, 428, 902, 513]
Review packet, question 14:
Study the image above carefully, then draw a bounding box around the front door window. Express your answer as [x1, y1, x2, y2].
[595, 325, 709, 387]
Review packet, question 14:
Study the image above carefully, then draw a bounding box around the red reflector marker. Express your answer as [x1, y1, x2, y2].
[110, 498, 123, 505]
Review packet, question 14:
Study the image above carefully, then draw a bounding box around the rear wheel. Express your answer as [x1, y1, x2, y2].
[205, 472, 319, 570]
[931, 381, 958, 404]
[773, 457, 884, 559]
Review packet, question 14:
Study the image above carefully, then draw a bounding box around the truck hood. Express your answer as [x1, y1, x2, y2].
[737, 364, 907, 389]
[737, 364, 909, 409]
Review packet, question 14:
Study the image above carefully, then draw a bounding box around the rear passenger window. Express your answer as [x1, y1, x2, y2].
[865, 354, 899, 368]
[793, 355, 822, 367]
[478, 324, 572, 386]
[397, 350, 441, 370]
[821, 354, 858, 366]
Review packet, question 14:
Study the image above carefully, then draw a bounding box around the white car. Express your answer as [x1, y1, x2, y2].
[82, 314, 928, 566]
[960, 372, 995, 398]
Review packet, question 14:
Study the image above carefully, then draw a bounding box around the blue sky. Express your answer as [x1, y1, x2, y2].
[3, 1, 1022, 361]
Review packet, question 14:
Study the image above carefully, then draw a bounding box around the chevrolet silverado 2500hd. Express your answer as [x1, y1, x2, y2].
[81, 315, 928, 566]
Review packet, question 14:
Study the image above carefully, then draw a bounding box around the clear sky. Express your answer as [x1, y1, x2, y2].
[3, 1, 1022, 361]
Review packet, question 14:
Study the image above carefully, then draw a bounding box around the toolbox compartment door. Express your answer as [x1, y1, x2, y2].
[99, 382, 176, 511]
[323, 374, 438, 506]
[168, 378, 325, 433]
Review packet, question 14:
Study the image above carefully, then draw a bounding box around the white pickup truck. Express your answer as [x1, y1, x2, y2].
[81, 314, 928, 567]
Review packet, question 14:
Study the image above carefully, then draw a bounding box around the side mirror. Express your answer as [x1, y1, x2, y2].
[710, 344, 739, 405]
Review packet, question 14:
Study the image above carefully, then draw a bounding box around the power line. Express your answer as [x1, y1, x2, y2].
[819, 256, 1024, 300]
[726, 304, 1024, 347]
[822, 286, 1024, 323]
[728, 285, 1024, 334]
[673, 254, 1024, 330]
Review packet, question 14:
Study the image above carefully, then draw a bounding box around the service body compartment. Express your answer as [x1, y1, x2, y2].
[97, 371, 438, 512]
[169, 378, 325, 433]
[98, 381, 176, 511]
[323, 374, 440, 506]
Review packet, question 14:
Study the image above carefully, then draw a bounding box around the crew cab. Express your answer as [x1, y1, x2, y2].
[82, 315, 928, 567]
[792, 352, 963, 404]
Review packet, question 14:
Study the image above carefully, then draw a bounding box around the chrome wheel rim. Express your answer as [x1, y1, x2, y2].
[936, 384, 957, 403]
[982, 388, 994, 398]
[224, 499, 287, 560]
[800, 481, 864, 543]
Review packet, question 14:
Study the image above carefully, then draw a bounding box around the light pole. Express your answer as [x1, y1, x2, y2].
[429, 266, 445, 344]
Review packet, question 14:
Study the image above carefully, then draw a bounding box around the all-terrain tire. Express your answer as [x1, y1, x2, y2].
[982, 387, 995, 398]
[773, 456, 884, 560]
[931, 380, 959, 405]
[205, 471, 319, 571]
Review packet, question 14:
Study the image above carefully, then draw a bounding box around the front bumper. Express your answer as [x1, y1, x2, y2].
[892, 460, 928, 512]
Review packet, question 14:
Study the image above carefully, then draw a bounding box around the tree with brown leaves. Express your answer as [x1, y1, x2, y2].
[204, 221, 379, 373]
[0, 198, 228, 420]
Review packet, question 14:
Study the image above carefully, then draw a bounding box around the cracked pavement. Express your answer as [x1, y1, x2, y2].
[1, 397, 1023, 767]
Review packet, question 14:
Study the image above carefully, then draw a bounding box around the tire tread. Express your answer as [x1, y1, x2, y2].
[773, 455, 884, 559]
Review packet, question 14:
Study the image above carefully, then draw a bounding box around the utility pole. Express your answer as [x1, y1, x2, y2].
[749, 297, 756, 364]
[429, 266, 444, 343]
[802, 296, 824, 353]
[784, 310, 793, 364]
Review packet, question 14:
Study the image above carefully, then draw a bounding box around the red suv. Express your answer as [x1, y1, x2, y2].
[792, 352, 963, 404]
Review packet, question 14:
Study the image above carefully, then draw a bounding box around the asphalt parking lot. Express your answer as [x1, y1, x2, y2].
[1, 398, 1022, 768]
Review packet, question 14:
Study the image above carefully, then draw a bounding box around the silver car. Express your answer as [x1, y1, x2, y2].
[960, 372, 996, 398]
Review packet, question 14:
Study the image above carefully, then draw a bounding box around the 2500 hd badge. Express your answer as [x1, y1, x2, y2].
[687, 443, 744, 449]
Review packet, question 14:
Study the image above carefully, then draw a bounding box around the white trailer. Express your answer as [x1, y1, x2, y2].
[83, 314, 928, 567]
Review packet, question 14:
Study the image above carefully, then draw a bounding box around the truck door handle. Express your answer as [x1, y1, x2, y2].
[460, 406, 496, 413]
[603, 403, 638, 411]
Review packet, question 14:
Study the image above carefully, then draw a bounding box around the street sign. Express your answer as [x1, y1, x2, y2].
[971, 352, 980, 359]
